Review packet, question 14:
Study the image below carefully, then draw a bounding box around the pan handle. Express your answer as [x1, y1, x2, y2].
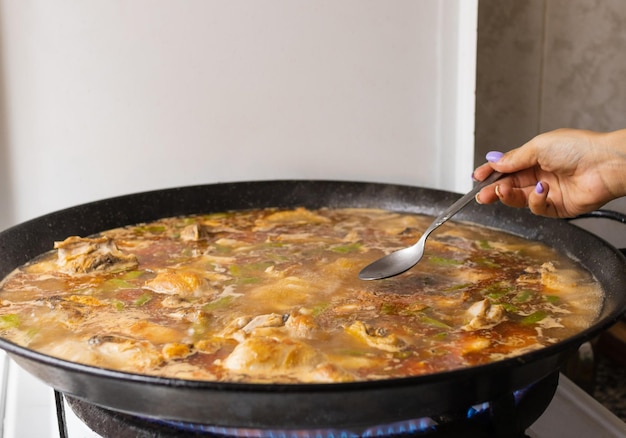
[568, 209, 626, 224]
[567, 209, 626, 256]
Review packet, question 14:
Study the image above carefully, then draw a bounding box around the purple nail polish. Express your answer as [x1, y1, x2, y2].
[486, 151, 504, 163]
[535, 182, 544, 194]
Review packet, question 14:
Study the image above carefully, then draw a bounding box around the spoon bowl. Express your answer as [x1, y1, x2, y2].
[359, 171, 503, 280]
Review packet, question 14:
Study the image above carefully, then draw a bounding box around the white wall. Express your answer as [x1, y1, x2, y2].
[0, 0, 477, 230]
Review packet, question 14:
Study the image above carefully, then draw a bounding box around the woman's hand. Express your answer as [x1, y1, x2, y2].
[473, 128, 626, 218]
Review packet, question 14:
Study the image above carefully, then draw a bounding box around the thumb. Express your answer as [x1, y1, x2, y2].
[489, 142, 541, 174]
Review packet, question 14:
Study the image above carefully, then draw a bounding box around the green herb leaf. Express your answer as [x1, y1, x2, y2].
[478, 240, 492, 250]
[120, 270, 145, 280]
[544, 295, 560, 304]
[444, 283, 472, 292]
[111, 299, 125, 311]
[331, 243, 362, 254]
[475, 257, 501, 268]
[203, 296, 234, 312]
[134, 293, 153, 306]
[420, 315, 451, 329]
[521, 311, 547, 325]
[514, 289, 535, 303]
[0, 314, 20, 329]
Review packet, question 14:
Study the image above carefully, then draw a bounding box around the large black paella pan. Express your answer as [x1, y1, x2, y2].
[0, 180, 624, 430]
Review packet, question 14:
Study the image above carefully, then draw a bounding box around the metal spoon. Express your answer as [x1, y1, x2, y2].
[358, 171, 504, 280]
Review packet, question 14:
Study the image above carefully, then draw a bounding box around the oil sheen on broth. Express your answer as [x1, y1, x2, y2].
[0, 208, 603, 383]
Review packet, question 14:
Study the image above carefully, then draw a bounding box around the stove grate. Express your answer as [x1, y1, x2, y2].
[58, 372, 558, 438]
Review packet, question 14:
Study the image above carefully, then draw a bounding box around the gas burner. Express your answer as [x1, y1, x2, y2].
[62, 372, 559, 438]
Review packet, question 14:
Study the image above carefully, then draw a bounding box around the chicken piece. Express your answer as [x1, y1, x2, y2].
[537, 262, 579, 291]
[221, 336, 330, 382]
[35, 339, 101, 366]
[154, 362, 217, 380]
[253, 207, 330, 231]
[345, 321, 407, 352]
[263, 207, 330, 224]
[144, 269, 211, 297]
[220, 315, 253, 338]
[228, 313, 287, 342]
[247, 276, 313, 311]
[54, 236, 138, 274]
[371, 213, 424, 236]
[126, 320, 186, 344]
[33, 295, 106, 328]
[214, 238, 251, 248]
[86, 334, 163, 372]
[518, 262, 578, 292]
[194, 337, 229, 354]
[462, 299, 506, 331]
[65, 295, 106, 307]
[461, 335, 492, 354]
[180, 220, 242, 241]
[167, 308, 211, 325]
[180, 224, 212, 241]
[284, 312, 321, 339]
[308, 363, 355, 383]
[273, 233, 316, 243]
[320, 257, 366, 276]
[450, 267, 492, 284]
[162, 342, 194, 360]
[160, 295, 194, 308]
[199, 255, 237, 266]
[35, 297, 89, 327]
[240, 313, 286, 334]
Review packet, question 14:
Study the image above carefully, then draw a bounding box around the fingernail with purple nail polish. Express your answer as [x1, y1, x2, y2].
[535, 182, 544, 194]
[486, 151, 504, 163]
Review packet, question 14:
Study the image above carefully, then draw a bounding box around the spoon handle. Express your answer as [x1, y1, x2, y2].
[427, 171, 503, 233]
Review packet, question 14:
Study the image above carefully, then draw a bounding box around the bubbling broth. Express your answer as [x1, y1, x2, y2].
[0, 208, 603, 383]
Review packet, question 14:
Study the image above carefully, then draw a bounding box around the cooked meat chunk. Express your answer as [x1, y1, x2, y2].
[160, 295, 194, 308]
[126, 320, 187, 344]
[221, 336, 348, 383]
[537, 262, 579, 291]
[462, 299, 506, 331]
[247, 276, 313, 310]
[254, 207, 330, 231]
[284, 312, 321, 339]
[263, 207, 331, 224]
[308, 363, 355, 383]
[144, 269, 210, 297]
[167, 308, 211, 325]
[180, 224, 212, 241]
[240, 313, 286, 334]
[162, 342, 194, 360]
[222, 337, 318, 376]
[54, 236, 138, 274]
[226, 313, 287, 342]
[346, 321, 407, 352]
[461, 335, 492, 354]
[84, 335, 163, 372]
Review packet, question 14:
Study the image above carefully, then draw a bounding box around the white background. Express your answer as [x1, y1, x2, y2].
[0, 0, 477, 231]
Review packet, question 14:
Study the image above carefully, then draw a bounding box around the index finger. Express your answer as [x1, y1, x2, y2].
[472, 162, 497, 182]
